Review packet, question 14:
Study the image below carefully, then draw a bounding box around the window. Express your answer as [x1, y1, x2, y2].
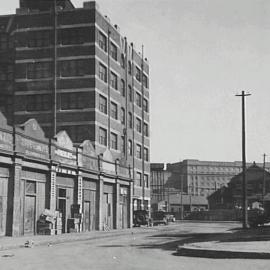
[26, 94, 51, 111]
[144, 174, 149, 188]
[135, 67, 141, 81]
[121, 136, 125, 154]
[111, 132, 118, 150]
[99, 95, 107, 114]
[120, 54, 125, 68]
[143, 123, 149, 137]
[128, 85, 132, 102]
[136, 118, 142, 133]
[98, 31, 107, 52]
[142, 74, 148, 88]
[0, 34, 8, 50]
[136, 92, 141, 107]
[0, 65, 13, 81]
[61, 125, 91, 142]
[27, 62, 52, 79]
[99, 127, 107, 146]
[111, 102, 118, 120]
[110, 72, 118, 89]
[143, 98, 148, 112]
[144, 147, 149, 161]
[128, 112, 132, 128]
[28, 31, 50, 47]
[136, 144, 142, 159]
[120, 107, 125, 124]
[60, 28, 85, 45]
[128, 140, 132, 155]
[59, 60, 85, 77]
[136, 172, 142, 186]
[60, 93, 85, 110]
[128, 61, 132, 75]
[121, 79, 125, 97]
[26, 181, 36, 194]
[99, 63, 107, 82]
[110, 42, 117, 61]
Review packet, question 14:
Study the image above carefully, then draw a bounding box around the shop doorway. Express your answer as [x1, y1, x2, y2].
[57, 188, 67, 233]
[83, 201, 91, 231]
[24, 195, 36, 235]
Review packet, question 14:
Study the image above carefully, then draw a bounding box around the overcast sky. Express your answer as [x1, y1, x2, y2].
[2, 0, 270, 164]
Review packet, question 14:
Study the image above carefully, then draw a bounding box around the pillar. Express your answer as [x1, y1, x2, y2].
[49, 164, 57, 212]
[97, 175, 104, 230]
[114, 180, 120, 229]
[77, 173, 83, 213]
[129, 181, 133, 228]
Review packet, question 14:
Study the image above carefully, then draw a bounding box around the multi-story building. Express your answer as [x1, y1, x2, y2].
[0, 0, 150, 212]
[151, 160, 270, 209]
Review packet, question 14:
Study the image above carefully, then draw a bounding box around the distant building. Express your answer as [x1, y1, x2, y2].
[208, 163, 270, 210]
[0, 0, 150, 213]
[151, 160, 270, 212]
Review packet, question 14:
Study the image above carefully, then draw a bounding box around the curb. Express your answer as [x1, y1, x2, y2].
[176, 245, 270, 259]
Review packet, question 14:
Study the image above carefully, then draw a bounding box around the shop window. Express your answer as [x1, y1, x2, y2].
[58, 188, 66, 198]
[25, 181, 36, 194]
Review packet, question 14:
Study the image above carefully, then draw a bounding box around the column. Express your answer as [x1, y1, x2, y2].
[97, 175, 104, 230]
[129, 181, 133, 228]
[77, 173, 83, 213]
[8, 157, 23, 236]
[49, 164, 57, 212]
[114, 180, 120, 229]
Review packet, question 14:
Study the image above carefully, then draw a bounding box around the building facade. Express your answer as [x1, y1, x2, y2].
[0, 112, 133, 236]
[0, 0, 150, 212]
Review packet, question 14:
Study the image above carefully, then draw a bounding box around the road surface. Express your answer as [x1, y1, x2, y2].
[1, 222, 269, 270]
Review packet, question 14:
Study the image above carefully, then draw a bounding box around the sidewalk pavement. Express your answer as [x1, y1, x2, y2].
[177, 225, 270, 259]
[0, 227, 154, 252]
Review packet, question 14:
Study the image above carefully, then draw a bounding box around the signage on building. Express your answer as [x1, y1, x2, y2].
[0, 130, 13, 152]
[54, 147, 77, 167]
[16, 135, 49, 160]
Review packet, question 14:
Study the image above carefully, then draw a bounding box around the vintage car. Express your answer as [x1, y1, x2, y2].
[248, 208, 270, 228]
[133, 210, 152, 227]
[151, 211, 169, 226]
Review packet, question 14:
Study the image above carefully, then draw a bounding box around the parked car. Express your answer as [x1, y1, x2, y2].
[248, 208, 270, 228]
[152, 211, 169, 226]
[133, 210, 152, 227]
[164, 212, 176, 222]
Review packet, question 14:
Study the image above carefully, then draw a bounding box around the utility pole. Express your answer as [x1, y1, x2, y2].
[235, 91, 251, 229]
[180, 174, 184, 220]
[262, 154, 266, 208]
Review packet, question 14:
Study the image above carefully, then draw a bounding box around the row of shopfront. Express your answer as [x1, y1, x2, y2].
[0, 113, 133, 236]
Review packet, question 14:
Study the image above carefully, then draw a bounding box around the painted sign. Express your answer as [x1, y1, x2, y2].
[0, 130, 13, 152]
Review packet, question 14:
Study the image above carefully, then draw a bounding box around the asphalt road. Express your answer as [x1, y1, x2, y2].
[1, 222, 269, 270]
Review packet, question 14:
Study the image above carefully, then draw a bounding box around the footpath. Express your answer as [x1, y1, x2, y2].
[177, 224, 270, 259]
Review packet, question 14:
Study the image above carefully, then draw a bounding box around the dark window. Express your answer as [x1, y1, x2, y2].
[143, 74, 148, 88]
[136, 92, 142, 107]
[29, 31, 50, 47]
[111, 102, 118, 120]
[0, 34, 8, 50]
[144, 147, 149, 161]
[143, 98, 148, 112]
[121, 79, 125, 97]
[99, 63, 107, 82]
[111, 132, 118, 150]
[136, 172, 142, 186]
[121, 54, 125, 68]
[128, 85, 132, 102]
[99, 95, 107, 114]
[60, 93, 85, 110]
[26, 94, 51, 111]
[121, 136, 125, 154]
[98, 31, 107, 51]
[128, 112, 132, 128]
[136, 144, 142, 159]
[99, 127, 107, 146]
[144, 123, 149, 137]
[59, 60, 86, 77]
[120, 107, 125, 124]
[27, 62, 52, 79]
[110, 72, 118, 90]
[128, 61, 132, 75]
[136, 118, 142, 133]
[135, 67, 141, 81]
[128, 140, 132, 155]
[110, 42, 117, 61]
[60, 28, 85, 45]
[144, 174, 149, 188]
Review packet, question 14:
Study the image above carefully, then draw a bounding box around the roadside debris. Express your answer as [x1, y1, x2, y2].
[24, 240, 34, 248]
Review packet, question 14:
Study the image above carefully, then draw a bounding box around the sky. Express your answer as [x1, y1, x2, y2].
[1, 0, 270, 164]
